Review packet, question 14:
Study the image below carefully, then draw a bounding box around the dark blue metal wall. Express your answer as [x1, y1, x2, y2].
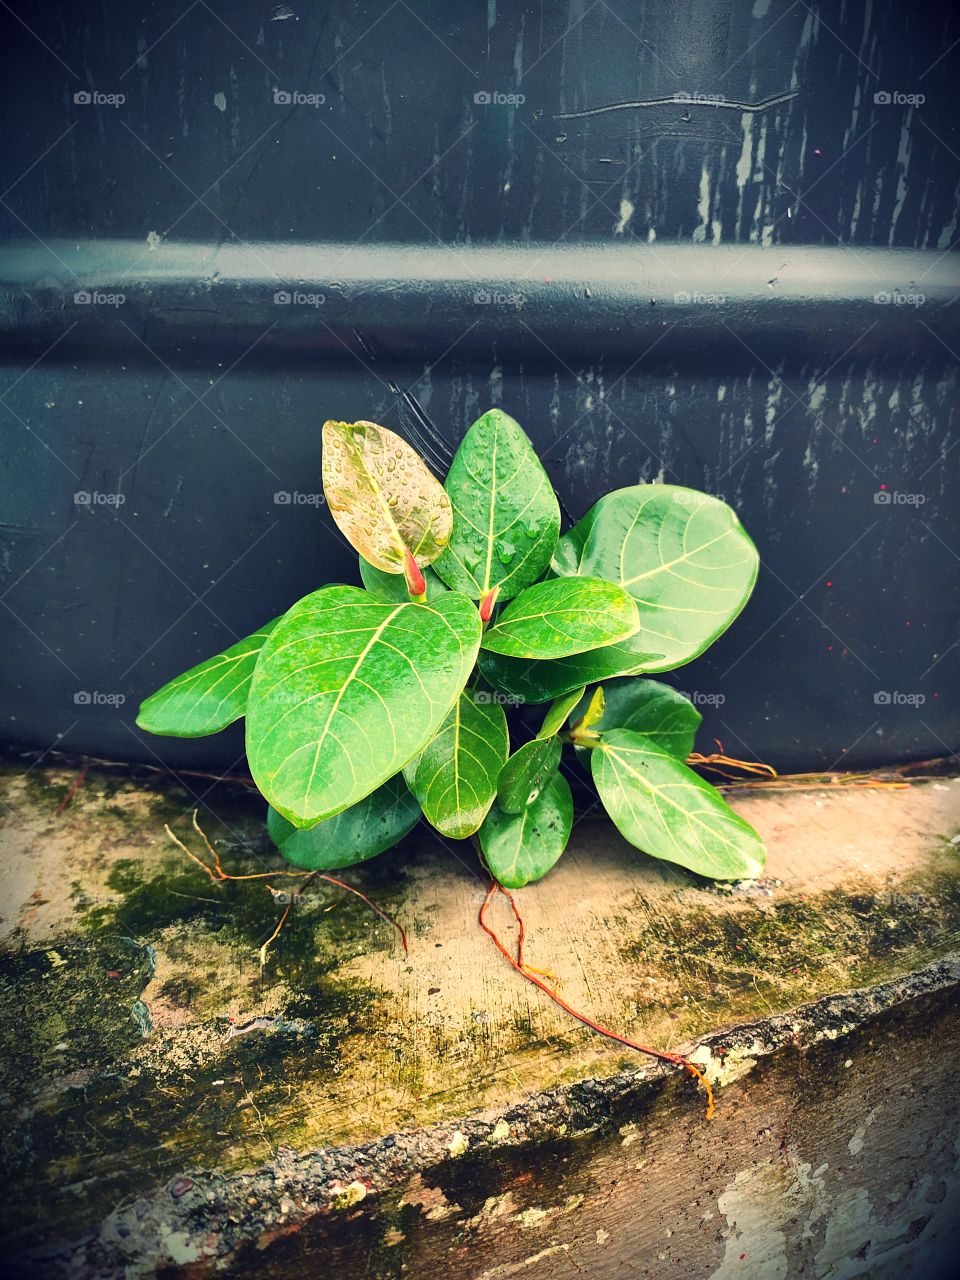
[1, 0, 958, 772]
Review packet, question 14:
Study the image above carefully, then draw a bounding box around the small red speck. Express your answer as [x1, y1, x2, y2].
[229, 1017, 235, 1023]
[872, 438, 878, 444]
[814, 148, 822, 155]
[880, 483, 887, 490]
[827, 645, 834, 651]
[740, 1255, 746, 1261]
[841, 485, 848, 495]
[106, 970, 120, 979]
[545, 276, 551, 283]
[905, 620, 911, 626]
[826, 580, 833, 587]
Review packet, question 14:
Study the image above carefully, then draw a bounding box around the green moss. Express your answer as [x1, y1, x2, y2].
[617, 870, 960, 1034]
[0, 843, 416, 1249]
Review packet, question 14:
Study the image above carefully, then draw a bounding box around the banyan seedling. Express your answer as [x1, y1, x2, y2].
[138, 408, 764, 887]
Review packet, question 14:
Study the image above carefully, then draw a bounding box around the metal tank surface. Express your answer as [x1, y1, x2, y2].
[1, 0, 958, 774]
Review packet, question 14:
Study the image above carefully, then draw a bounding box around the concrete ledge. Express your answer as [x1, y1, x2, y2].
[1, 759, 958, 1276]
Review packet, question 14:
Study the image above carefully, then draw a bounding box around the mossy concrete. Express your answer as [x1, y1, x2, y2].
[0, 758, 958, 1276]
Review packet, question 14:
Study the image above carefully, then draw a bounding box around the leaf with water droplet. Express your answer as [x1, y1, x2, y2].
[479, 772, 573, 888]
[322, 419, 452, 573]
[433, 409, 560, 600]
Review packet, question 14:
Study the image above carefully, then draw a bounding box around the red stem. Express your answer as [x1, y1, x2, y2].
[403, 548, 427, 599]
[479, 883, 714, 1117]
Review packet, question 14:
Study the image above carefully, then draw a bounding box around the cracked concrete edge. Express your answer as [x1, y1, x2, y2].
[29, 952, 960, 1279]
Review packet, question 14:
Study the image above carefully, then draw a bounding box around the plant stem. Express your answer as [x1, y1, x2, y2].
[478, 881, 715, 1118]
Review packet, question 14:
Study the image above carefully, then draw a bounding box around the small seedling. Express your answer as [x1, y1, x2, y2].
[138, 410, 765, 888]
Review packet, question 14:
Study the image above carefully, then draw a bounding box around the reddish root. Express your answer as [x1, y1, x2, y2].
[165, 814, 408, 958]
[56, 765, 90, 816]
[687, 744, 777, 781]
[479, 882, 715, 1119]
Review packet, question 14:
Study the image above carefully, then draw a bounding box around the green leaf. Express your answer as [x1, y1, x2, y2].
[572, 679, 701, 758]
[433, 409, 560, 601]
[496, 736, 562, 813]
[550, 505, 598, 576]
[359, 556, 447, 603]
[136, 618, 280, 738]
[322, 419, 452, 572]
[477, 630, 663, 704]
[556, 485, 758, 671]
[480, 578, 639, 659]
[592, 729, 765, 880]
[537, 686, 586, 739]
[267, 775, 420, 871]
[247, 586, 481, 827]
[408, 689, 509, 838]
[575, 686, 605, 732]
[479, 773, 574, 888]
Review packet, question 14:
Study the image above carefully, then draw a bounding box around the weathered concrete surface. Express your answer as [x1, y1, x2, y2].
[0, 758, 958, 1277]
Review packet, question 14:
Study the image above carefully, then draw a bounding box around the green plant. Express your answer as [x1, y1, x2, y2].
[138, 409, 765, 887]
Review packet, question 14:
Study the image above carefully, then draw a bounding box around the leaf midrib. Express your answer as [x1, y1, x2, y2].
[619, 527, 737, 589]
[301, 603, 405, 801]
[600, 741, 748, 854]
[482, 418, 500, 593]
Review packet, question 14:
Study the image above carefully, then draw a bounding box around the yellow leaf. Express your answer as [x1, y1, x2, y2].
[322, 420, 452, 573]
